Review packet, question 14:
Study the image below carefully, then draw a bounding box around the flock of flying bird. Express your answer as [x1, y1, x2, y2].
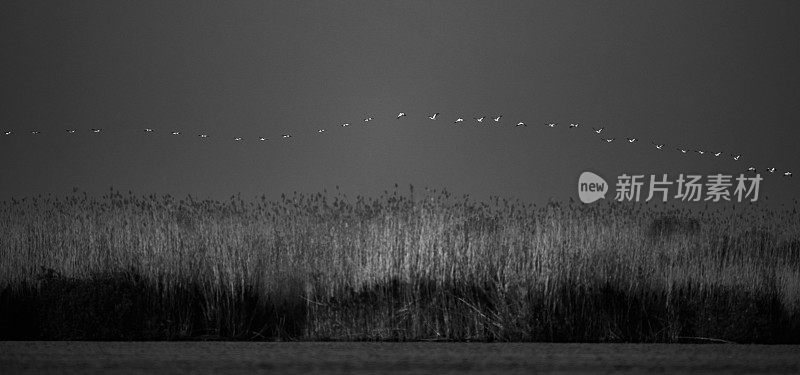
[1, 111, 792, 178]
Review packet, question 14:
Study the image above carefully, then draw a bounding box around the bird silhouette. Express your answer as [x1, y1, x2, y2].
[785, 171, 793, 177]
[474, 116, 485, 123]
[516, 122, 526, 127]
[198, 134, 208, 138]
[695, 150, 705, 155]
[318, 129, 325, 133]
[569, 123, 580, 129]
[546, 123, 556, 128]
[282, 134, 292, 138]
[397, 112, 406, 119]
[30, 130, 40, 135]
[603, 138, 615, 143]
[364, 117, 373, 122]
[2, 131, 11, 135]
[493, 115, 502, 122]
[747, 166, 756, 172]
[91, 128, 102, 133]
[66, 129, 76, 134]
[592, 127, 604, 134]
[144, 128, 154, 132]
[627, 137, 638, 143]
[171, 131, 180, 135]
[676, 148, 688, 154]
[767, 167, 776, 173]
[341, 123, 349, 127]
[234, 137, 242, 141]
[428, 113, 439, 120]
[652, 142, 664, 150]
[454, 118, 464, 124]
[712, 152, 722, 157]
[733, 154, 741, 161]
[259, 137, 268, 141]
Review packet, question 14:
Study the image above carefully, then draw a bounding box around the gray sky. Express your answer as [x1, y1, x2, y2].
[1, 1, 799, 204]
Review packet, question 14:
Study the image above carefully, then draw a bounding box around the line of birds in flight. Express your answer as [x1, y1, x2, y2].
[1, 111, 792, 177]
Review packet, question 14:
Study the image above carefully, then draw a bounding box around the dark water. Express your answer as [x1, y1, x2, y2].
[1, 342, 799, 374]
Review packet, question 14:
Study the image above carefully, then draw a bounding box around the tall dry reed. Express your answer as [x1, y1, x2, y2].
[1, 187, 798, 342]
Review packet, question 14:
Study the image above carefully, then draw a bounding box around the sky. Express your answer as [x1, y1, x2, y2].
[1, 1, 799, 205]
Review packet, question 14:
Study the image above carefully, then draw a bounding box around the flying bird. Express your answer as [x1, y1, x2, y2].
[454, 118, 464, 124]
[695, 150, 705, 155]
[676, 148, 688, 154]
[2, 131, 11, 135]
[428, 113, 439, 120]
[282, 134, 291, 138]
[493, 115, 502, 122]
[259, 137, 268, 141]
[171, 131, 180, 135]
[364, 117, 373, 122]
[144, 128, 154, 132]
[516, 122, 526, 127]
[341, 123, 349, 127]
[318, 129, 325, 133]
[569, 123, 580, 129]
[733, 154, 741, 161]
[397, 112, 406, 119]
[603, 138, 615, 143]
[712, 151, 723, 157]
[91, 128, 102, 133]
[785, 171, 793, 177]
[747, 166, 756, 172]
[546, 123, 556, 128]
[198, 134, 208, 138]
[66, 129, 76, 134]
[592, 127, 604, 134]
[474, 116, 485, 123]
[233, 137, 243, 141]
[30, 130, 40, 135]
[627, 137, 638, 143]
[652, 142, 664, 150]
[767, 167, 776, 173]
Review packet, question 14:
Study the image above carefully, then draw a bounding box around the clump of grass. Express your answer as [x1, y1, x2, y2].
[1, 187, 798, 342]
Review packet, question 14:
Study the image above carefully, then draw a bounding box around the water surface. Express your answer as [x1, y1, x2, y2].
[2, 342, 799, 374]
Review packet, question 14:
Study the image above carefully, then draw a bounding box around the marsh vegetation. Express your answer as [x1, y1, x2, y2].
[1, 187, 798, 342]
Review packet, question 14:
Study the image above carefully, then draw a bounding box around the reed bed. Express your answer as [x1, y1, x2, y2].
[1, 187, 799, 342]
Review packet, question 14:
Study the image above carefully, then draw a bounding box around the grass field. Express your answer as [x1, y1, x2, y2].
[1, 187, 799, 342]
